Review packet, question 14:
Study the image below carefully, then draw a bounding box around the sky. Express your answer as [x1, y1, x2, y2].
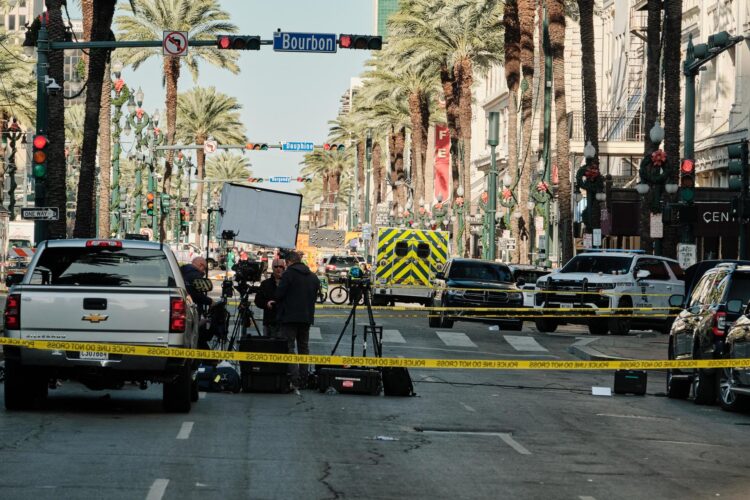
[68, 1, 373, 193]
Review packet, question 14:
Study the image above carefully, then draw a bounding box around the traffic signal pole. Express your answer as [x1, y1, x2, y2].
[34, 18, 49, 244]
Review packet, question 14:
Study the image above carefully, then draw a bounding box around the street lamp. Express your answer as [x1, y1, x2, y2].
[637, 120, 671, 254]
[110, 65, 132, 236]
[575, 140, 604, 233]
[483, 111, 500, 261]
[3, 118, 24, 220]
[452, 185, 466, 255]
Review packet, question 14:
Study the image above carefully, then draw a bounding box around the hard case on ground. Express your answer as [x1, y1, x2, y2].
[381, 367, 416, 396]
[613, 369, 647, 395]
[317, 367, 382, 395]
[239, 336, 290, 393]
[241, 372, 289, 393]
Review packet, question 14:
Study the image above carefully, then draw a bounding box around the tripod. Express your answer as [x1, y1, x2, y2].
[213, 280, 262, 353]
[330, 280, 382, 358]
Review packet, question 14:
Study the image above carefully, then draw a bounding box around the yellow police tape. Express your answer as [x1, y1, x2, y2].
[370, 284, 674, 297]
[317, 304, 677, 313]
[1, 337, 748, 371]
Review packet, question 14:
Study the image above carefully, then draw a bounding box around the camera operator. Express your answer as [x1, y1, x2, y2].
[254, 258, 286, 337]
[274, 250, 320, 390]
[180, 257, 214, 349]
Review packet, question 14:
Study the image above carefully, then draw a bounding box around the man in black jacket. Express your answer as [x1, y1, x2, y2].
[254, 258, 286, 337]
[274, 250, 320, 389]
[181, 257, 213, 349]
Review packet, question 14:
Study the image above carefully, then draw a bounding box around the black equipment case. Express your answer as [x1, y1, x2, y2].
[613, 369, 647, 395]
[317, 367, 382, 395]
[239, 336, 289, 393]
[381, 367, 415, 396]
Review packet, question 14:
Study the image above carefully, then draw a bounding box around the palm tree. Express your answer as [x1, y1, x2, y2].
[661, 0, 682, 258]
[73, 0, 117, 238]
[639, 0, 663, 252]
[548, 0, 573, 262]
[174, 87, 246, 246]
[205, 152, 252, 199]
[115, 0, 239, 240]
[504, 0, 522, 260]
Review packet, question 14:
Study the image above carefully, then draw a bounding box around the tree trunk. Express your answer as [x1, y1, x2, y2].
[161, 56, 180, 242]
[97, 63, 112, 237]
[440, 63, 462, 252]
[81, 0, 93, 69]
[357, 141, 365, 223]
[46, 0, 67, 239]
[504, 0, 521, 261]
[395, 127, 407, 210]
[372, 141, 382, 224]
[640, 0, 663, 252]
[456, 58, 473, 255]
[577, 0, 600, 232]
[193, 143, 206, 247]
[408, 91, 429, 206]
[517, 0, 536, 264]
[662, 0, 682, 259]
[321, 173, 329, 226]
[74, 0, 116, 238]
[549, 0, 573, 263]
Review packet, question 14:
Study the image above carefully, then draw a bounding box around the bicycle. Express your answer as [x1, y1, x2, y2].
[317, 275, 329, 303]
[329, 282, 365, 305]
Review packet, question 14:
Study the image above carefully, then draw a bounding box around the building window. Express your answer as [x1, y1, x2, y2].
[19, 15, 25, 27]
[8, 15, 15, 31]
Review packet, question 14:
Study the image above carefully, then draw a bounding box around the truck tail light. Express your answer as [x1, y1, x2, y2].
[170, 297, 186, 333]
[4, 293, 20, 329]
[86, 240, 123, 248]
[326, 265, 336, 271]
[712, 311, 727, 336]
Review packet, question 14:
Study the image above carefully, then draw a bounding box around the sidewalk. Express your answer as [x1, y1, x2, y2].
[566, 331, 669, 361]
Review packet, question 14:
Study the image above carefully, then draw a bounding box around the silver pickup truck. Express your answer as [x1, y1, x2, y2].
[2, 239, 201, 412]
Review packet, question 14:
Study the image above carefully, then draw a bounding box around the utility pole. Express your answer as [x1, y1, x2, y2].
[34, 18, 49, 244]
[485, 112, 499, 260]
[541, 5, 552, 266]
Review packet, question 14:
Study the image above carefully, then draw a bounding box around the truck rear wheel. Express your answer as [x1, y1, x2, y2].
[534, 318, 558, 333]
[164, 364, 192, 413]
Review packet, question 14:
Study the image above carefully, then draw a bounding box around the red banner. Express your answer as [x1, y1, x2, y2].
[434, 125, 450, 201]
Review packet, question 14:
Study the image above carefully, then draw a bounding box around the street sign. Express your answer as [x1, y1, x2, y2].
[498, 237, 516, 251]
[162, 31, 188, 57]
[21, 207, 59, 220]
[269, 176, 291, 183]
[203, 139, 218, 154]
[361, 223, 372, 241]
[320, 202, 335, 209]
[583, 233, 593, 248]
[273, 31, 337, 53]
[649, 213, 663, 238]
[282, 142, 314, 152]
[677, 243, 697, 269]
[593, 228, 602, 247]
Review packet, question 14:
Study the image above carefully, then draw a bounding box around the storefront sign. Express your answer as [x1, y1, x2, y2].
[434, 125, 451, 202]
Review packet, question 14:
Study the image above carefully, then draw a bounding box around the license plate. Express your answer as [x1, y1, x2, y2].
[79, 351, 108, 361]
[340, 271, 347, 277]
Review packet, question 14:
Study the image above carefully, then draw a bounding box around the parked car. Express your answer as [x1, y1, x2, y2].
[324, 255, 361, 283]
[534, 249, 684, 335]
[666, 262, 750, 406]
[429, 258, 524, 331]
[721, 301, 750, 411]
[2, 239, 201, 412]
[508, 264, 550, 308]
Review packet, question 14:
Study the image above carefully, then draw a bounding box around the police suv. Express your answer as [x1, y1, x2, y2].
[533, 250, 684, 335]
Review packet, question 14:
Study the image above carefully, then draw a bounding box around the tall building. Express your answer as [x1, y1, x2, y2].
[0, 0, 43, 38]
[373, 0, 400, 39]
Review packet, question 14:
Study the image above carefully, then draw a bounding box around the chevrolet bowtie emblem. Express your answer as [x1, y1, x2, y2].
[82, 313, 109, 323]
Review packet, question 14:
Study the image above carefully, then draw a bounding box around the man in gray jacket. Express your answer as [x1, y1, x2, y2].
[274, 250, 320, 389]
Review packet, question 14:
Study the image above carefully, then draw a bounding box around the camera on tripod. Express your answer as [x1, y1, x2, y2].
[346, 265, 370, 289]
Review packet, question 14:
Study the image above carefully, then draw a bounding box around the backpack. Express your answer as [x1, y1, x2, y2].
[196, 362, 241, 393]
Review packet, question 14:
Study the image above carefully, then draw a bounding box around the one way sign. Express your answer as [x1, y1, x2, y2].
[21, 207, 59, 220]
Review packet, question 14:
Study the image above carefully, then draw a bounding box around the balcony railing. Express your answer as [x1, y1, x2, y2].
[568, 111, 644, 143]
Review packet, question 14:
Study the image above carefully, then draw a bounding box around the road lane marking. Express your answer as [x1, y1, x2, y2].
[421, 430, 531, 455]
[146, 479, 169, 500]
[436, 331, 477, 348]
[497, 433, 531, 455]
[199, 392, 207, 399]
[460, 402, 476, 412]
[309, 326, 322, 340]
[504, 335, 548, 352]
[382, 329, 406, 343]
[579, 496, 596, 500]
[572, 337, 598, 347]
[176, 421, 194, 440]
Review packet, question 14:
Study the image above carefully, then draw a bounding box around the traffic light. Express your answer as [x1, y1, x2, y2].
[216, 35, 261, 50]
[146, 192, 155, 216]
[246, 143, 268, 151]
[727, 141, 748, 191]
[161, 193, 170, 215]
[324, 143, 345, 152]
[338, 34, 382, 50]
[679, 159, 695, 203]
[32, 134, 48, 178]
[180, 208, 188, 227]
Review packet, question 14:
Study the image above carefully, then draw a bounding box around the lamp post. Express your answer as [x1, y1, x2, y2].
[110, 60, 131, 237]
[364, 129, 373, 261]
[530, 158, 553, 266]
[452, 186, 466, 256]
[484, 112, 500, 260]
[173, 150, 189, 243]
[3, 118, 24, 220]
[635, 121, 675, 255]
[499, 172, 517, 231]
[145, 110, 164, 232]
[575, 140, 603, 235]
[124, 89, 151, 232]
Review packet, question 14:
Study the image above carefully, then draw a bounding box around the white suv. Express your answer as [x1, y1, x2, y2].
[534, 250, 684, 335]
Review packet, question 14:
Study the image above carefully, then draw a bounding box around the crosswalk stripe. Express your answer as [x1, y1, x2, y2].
[382, 329, 406, 343]
[309, 326, 322, 340]
[503, 335, 548, 352]
[436, 331, 477, 348]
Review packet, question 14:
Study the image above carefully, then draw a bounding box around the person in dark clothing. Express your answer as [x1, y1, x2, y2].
[273, 250, 320, 390]
[254, 258, 286, 337]
[181, 257, 213, 349]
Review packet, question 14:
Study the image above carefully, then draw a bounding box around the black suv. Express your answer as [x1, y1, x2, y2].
[667, 262, 750, 405]
[721, 302, 750, 411]
[324, 255, 361, 283]
[429, 259, 524, 330]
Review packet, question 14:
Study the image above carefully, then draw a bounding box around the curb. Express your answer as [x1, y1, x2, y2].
[567, 343, 629, 362]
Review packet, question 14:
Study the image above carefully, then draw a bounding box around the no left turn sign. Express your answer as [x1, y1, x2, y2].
[163, 31, 188, 57]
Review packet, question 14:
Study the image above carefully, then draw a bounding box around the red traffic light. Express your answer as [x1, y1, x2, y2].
[339, 35, 352, 48]
[218, 36, 231, 49]
[323, 143, 331, 151]
[338, 34, 382, 50]
[146, 192, 155, 202]
[680, 159, 695, 175]
[33, 135, 48, 149]
[324, 143, 345, 152]
[216, 35, 261, 50]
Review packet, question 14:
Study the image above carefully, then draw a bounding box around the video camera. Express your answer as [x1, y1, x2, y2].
[346, 265, 370, 289]
[233, 259, 264, 283]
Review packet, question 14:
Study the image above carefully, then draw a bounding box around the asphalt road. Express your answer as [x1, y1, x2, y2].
[1, 302, 750, 499]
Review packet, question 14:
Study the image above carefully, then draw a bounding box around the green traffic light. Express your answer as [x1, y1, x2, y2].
[680, 188, 695, 203]
[32, 163, 46, 178]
